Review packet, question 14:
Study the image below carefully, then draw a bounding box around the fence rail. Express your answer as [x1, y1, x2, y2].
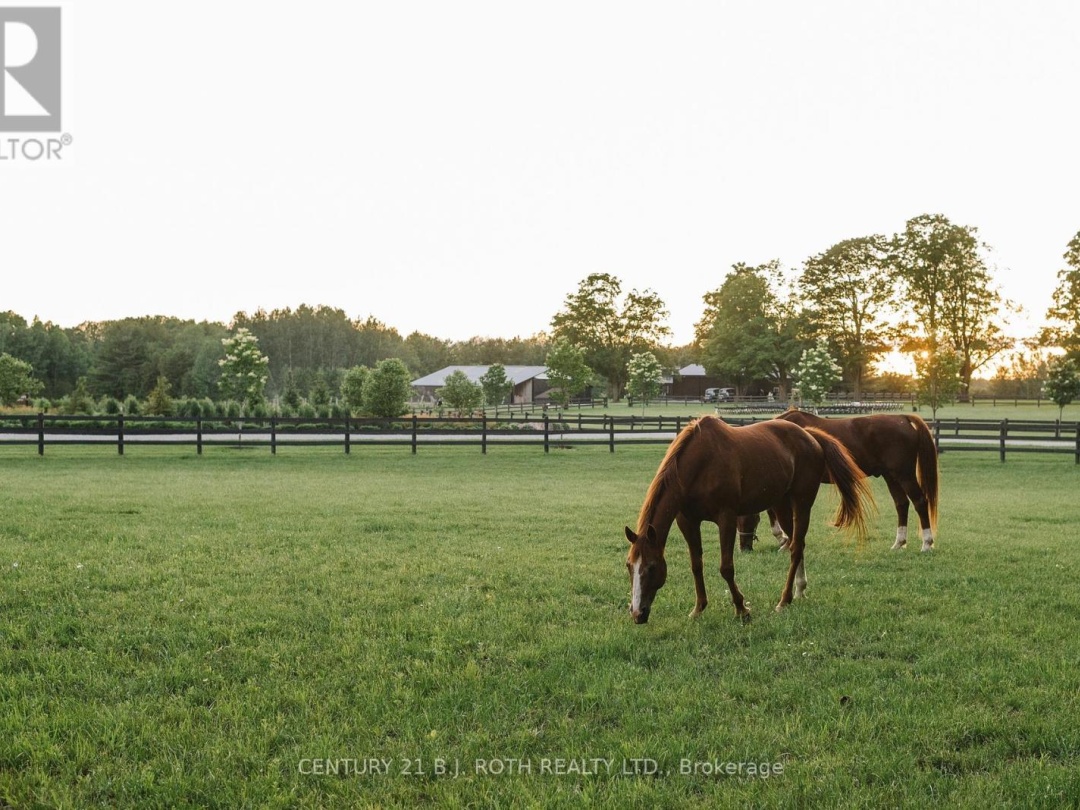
[2, 412, 1079, 462]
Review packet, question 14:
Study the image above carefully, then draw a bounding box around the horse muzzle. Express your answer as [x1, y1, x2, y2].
[631, 606, 651, 624]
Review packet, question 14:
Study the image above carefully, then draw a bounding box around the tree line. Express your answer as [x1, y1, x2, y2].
[0, 306, 553, 408]
[2, 213, 1079, 411]
[545, 215, 1080, 403]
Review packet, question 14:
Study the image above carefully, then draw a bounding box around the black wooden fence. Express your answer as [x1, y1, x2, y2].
[2, 413, 1078, 462]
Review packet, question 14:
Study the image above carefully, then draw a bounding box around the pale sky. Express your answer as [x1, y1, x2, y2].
[4, 1, 1079, 346]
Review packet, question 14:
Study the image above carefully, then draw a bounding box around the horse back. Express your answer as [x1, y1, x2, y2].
[779, 410, 917, 478]
[685, 417, 824, 516]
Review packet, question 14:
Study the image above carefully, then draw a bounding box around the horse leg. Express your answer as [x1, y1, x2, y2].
[676, 513, 708, 618]
[898, 475, 935, 551]
[885, 476, 910, 550]
[772, 504, 794, 550]
[717, 513, 750, 622]
[737, 512, 760, 552]
[794, 555, 807, 599]
[777, 505, 809, 611]
[768, 507, 790, 549]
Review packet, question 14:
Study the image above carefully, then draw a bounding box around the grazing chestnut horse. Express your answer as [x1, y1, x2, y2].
[745, 409, 939, 552]
[625, 415, 872, 624]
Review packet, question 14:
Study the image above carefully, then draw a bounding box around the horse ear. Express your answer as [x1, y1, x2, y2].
[644, 525, 658, 545]
[625, 526, 637, 545]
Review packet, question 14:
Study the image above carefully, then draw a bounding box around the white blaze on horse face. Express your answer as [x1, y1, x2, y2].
[631, 559, 643, 614]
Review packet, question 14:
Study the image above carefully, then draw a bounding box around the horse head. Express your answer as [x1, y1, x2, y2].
[625, 525, 667, 624]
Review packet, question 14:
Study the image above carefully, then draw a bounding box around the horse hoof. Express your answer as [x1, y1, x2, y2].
[739, 611, 751, 624]
[689, 607, 704, 619]
[920, 543, 934, 552]
[890, 541, 906, 550]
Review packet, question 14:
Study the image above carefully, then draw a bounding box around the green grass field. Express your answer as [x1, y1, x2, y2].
[2, 445, 1079, 808]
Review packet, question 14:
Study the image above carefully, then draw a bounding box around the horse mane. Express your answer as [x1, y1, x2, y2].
[636, 417, 711, 533]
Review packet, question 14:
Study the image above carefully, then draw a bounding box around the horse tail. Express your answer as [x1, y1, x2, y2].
[909, 414, 940, 534]
[805, 427, 874, 543]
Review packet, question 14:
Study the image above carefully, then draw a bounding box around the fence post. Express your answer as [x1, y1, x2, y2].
[482, 412, 487, 455]
[1075, 423, 1079, 465]
[412, 414, 418, 455]
[933, 419, 941, 452]
[544, 414, 549, 454]
[37, 412, 44, 456]
[270, 417, 277, 455]
[118, 414, 124, 456]
[197, 417, 203, 455]
[344, 415, 351, 455]
[999, 419, 1007, 463]
[609, 415, 615, 453]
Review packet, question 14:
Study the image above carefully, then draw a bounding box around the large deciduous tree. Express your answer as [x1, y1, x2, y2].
[696, 261, 807, 398]
[550, 273, 670, 398]
[891, 214, 1012, 395]
[800, 235, 895, 398]
[1041, 230, 1080, 361]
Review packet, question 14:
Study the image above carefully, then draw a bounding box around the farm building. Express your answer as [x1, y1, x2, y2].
[671, 364, 725, 399]
[411, 366, 550, 404]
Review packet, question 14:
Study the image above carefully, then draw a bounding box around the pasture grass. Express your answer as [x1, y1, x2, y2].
[2, 445, 1080, 807]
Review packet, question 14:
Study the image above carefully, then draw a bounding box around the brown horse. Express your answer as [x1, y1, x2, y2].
[746, 409, 939, 552]
[625, 415, 873, 624]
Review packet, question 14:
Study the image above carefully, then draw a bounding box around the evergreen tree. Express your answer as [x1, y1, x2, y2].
[146, 375, 174, 416]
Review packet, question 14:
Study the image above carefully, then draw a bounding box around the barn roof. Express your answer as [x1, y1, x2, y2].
[411, 365, 548, 387]
[680, 364, 707, 376]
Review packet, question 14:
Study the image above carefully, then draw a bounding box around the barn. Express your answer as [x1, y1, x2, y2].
[411, 366, 549, 405]
[671, 364, 725, 398]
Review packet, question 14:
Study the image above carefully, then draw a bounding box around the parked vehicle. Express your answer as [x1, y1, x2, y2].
[704, 387, 735, 403]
